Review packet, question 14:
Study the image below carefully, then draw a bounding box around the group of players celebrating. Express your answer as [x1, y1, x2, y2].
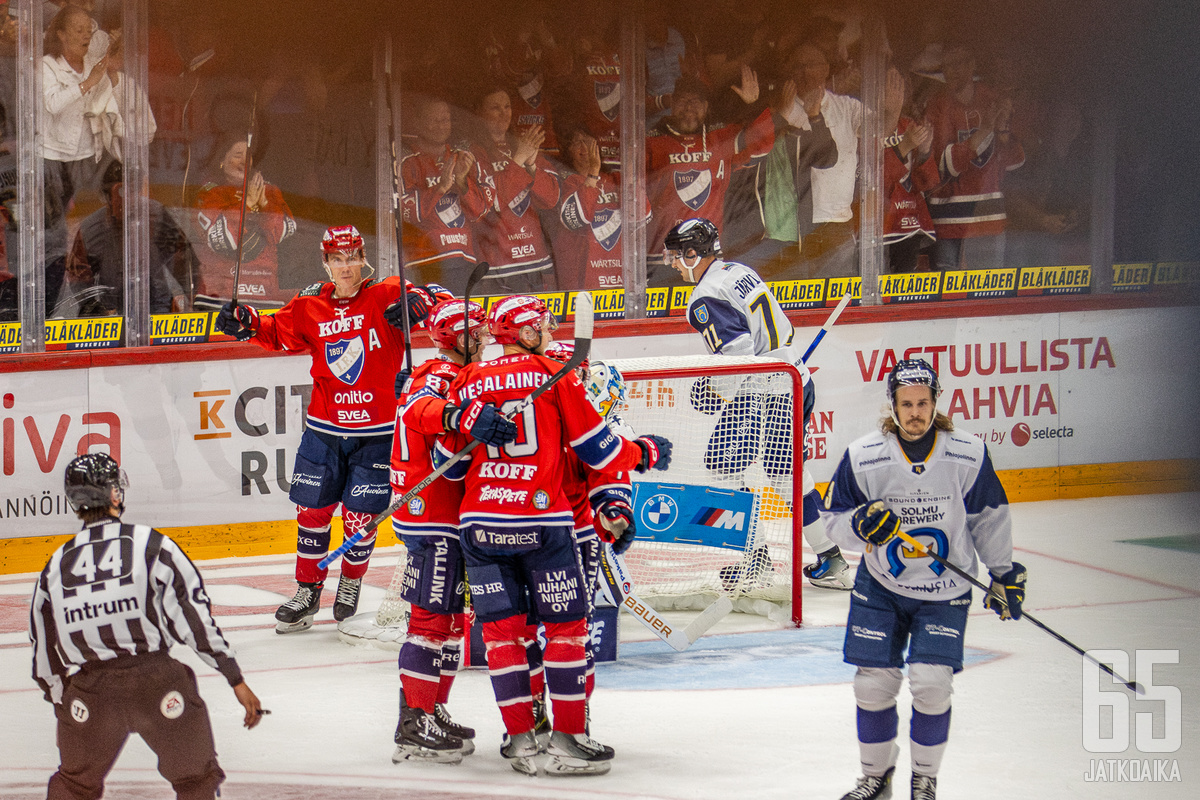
[30, 217, 1028, 795]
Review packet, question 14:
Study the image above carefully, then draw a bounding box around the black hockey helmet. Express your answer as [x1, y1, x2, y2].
[64, 452, 128, 512]
[886, 358, 942, 405]
[664, 218, 721, 258]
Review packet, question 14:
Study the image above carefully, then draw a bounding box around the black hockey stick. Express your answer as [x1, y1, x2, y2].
[461, 260, 490, 362]
[230, 93, 257, 309]
[319, 293, 596, 569]
[382, 42, 414, 373]
[893, 528, 1144, 693]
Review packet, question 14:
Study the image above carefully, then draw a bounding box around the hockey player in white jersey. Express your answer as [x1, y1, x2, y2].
[663, 217, 851, 590]
[822, 359, 1025, 800]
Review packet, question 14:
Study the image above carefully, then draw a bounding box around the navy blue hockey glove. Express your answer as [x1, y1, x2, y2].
[985, 562, 1027, 620]
[851, 500, 900, 546]
[689, 376, 724, 415]
[394, 367, 412, 400]
[597, 499, 636, 554]
[444, 399, 518, 446]
[216, 301, 259, 341]
[633, 435, 672, 473]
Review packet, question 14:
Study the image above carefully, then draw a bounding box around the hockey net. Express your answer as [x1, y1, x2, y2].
[338, 353, 804, 648]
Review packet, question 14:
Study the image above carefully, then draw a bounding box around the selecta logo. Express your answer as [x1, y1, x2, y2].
[1009, 422, 1075, 446]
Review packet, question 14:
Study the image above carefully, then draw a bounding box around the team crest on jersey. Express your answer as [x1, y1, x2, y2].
[886, 528, 949, 578]
[434, 193, 466, 228]
[533, 490, 550, 510]
[325, 337, 366, 385]
[695, 304, 709, 324]
[591, 208, 622, 251]
[674, 169, 713, 211]
[408, 497, 425, 516]
[160, 690, 185, 719]
[594, 81, 620, 121]
[912, 463, 925, 475]
[508, 187, 532, 217]
[518, 74, 543, 108]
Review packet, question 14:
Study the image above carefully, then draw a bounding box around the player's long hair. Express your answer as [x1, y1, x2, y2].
[879, 409, 954, 436]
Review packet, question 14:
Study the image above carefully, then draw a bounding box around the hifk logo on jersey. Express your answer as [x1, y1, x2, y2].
[594, 81, 620, 121]
[325, 337, 366, 385]
[884, 527, 948, 578]
[518, 74, 543, 109]
[508, 187, 532, 217]
[434, 193, 466, 228]
[957, 124, 995, 169]
[592, 207, 622, 251]
[640, 493, 678, 532]
[691, 506, 747, 532]
[674, 169, 713, 211]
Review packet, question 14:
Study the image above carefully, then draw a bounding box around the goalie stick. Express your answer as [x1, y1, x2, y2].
[318, 293, 596, 570]
[597, 542, 732, 651]
[893, 529, 1144, 694]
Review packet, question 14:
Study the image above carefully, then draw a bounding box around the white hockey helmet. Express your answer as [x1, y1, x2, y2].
[586, 361, 627, 421]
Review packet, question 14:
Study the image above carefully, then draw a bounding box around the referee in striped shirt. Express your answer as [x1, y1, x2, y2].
[30, 453, 263, 800]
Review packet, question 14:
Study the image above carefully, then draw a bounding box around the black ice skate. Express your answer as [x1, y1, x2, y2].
[500, 730, 541, 776]
[544, 730, 615, 776]
[434, 703, 475, 756]
[910, 773, 937, 800]
[274, 582, 322, 634]
[839, 766, 895, 800]
[392, 705, 464, 764]
[803, 547, 853, 590]
[332, 574, 362, 621]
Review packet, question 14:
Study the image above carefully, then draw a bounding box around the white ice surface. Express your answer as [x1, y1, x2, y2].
[2, 493, 1198, 798]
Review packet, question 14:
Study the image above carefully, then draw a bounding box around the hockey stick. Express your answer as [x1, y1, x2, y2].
[230, 93, 257, 309]
[598, 542, 732, 651]
[461, 260, 491, 362]
[801, 290, 852, 364]
[382, 40, 414, 373]
[893, 529, 1144, 694]
[318, 293, 596, 570]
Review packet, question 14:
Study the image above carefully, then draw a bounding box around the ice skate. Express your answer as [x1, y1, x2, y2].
[332, 574, 362, 621]
[544, 730, 614, 776]
[434, 704, 475, 755]
[500, 730, 541, 776]
[910, 773, 936, 800]
[392, 705, 464, 764]
[275, 582, 322, 633]
[838, 766, 894, 799]
[804, 547, 853, 590]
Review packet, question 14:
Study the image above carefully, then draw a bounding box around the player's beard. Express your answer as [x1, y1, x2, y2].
[898, 412, 932, 440]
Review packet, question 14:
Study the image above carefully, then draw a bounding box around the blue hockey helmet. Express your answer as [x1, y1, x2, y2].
[886, 358, 941, 405]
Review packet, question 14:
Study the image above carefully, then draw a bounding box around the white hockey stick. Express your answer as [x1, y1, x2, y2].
[801, 291, 852, 363]
[598, 542, 731, 651]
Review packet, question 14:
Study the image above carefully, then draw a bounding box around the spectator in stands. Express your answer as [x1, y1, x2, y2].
[481, 12, 568, 159]
[471, 85, 561, 293]
[924, 41, 1025, 271]
[645, 72, 774, 286]
[644, 4, 697, 129]
[63, 160, 194, 317]
[400, 95, 492, 295]
[698, 0, 775, 123]
[550, 125, 629, 290]
[882, 67, 938, 273]
[193, 132, 296, 310]
[779, 41, 862, 279]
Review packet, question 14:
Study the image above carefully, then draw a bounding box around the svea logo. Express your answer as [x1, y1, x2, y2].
[1010, 422, 1075, 446]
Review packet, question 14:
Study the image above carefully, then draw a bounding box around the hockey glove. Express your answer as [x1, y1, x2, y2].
[597, 499, 636, 554]
[394, 367, 412, 400]
[689, 376, 724, 415]
[633, 434, 673, 473]
[985, 562, 1027, 620]
[444, 399, 518, 446]
[216, 301, 259, 341]
[851, 500, 900, 546]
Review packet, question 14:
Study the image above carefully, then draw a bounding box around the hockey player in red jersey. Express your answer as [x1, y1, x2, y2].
[436, 295, 672, 775]
[389, 299, 517, 763]
[216, 225, 452, 633]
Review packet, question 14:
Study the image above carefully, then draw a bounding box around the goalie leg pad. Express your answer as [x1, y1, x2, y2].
[543, 618, 589, 735]
[338, 509, 377, 580]
[295, 504, 337, 583]
[482, 615, 536, 735]
[761, 394, 794, 478]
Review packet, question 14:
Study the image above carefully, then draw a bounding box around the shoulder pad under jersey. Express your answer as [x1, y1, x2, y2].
[298, 282, 325, 297]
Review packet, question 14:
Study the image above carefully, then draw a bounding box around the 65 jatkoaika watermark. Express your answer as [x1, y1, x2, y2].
[1082, 649, 1182, 783]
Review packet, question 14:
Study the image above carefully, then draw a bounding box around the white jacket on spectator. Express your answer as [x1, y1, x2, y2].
[41, 28, 110, 162]
[784, 89, 862, 224]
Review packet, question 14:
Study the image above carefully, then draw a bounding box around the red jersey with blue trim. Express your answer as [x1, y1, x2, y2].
[249, 277, 425, 437]
[400, 146, 494, 268]
[437, 353, 645, 529]
[471, 141, 560, 283]
[391, 356, 465, 538]
[562, 448, 633, 544]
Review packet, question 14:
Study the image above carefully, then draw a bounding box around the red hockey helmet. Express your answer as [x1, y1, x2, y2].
[321, 225, 364, 257]
[544, 341, 589, 375]
[427, 299, 486, 350]
[487, 295, 552, 345]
